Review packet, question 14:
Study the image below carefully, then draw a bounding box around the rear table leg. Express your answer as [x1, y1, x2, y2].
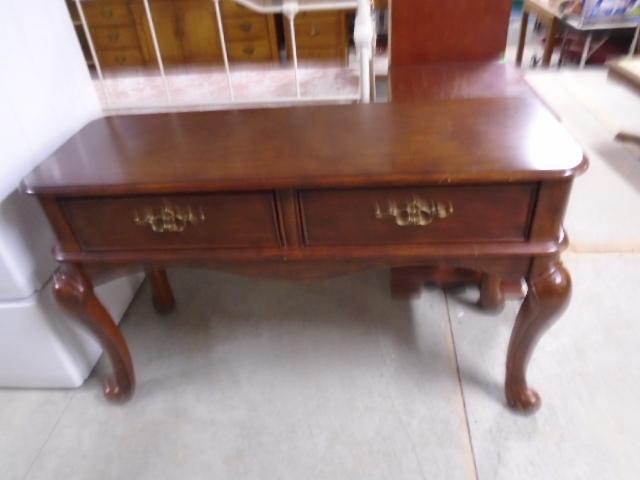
[145, 267, 176, 314]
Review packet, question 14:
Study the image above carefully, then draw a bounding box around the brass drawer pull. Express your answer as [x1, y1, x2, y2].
[115, 54, 127, 65]
[134, 203, 205, 233]
[101, 8, 114, 19]
[309, 24, 321, 37]
[242, 45, 255, 55]
[375, 197, 453, 227]
[108, 31, 120, 42]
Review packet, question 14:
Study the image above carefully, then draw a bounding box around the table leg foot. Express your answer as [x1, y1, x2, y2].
[53, 264, 135, 402]
[145, 267, 176, 314]
[505, 258, 570, 413]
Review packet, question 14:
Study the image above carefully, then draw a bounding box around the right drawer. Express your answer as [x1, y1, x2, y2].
[299, 185, 537, 246]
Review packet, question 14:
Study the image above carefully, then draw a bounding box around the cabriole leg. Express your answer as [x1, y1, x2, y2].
[53, 263, 135, 402]
[505, 257, 571, 413]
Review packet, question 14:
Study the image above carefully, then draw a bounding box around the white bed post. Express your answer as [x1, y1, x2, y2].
[283, 1, 302, 99]
[354, 0, 374, 103]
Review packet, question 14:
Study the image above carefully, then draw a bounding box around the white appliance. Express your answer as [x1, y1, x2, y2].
[0, 0, 143, 387]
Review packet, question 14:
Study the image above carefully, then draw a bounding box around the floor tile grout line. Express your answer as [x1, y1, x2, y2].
[444, 290, 480, 480]
[21, 390, 77, 480]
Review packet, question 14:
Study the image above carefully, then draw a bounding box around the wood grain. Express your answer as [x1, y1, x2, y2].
[22, 99, 586, 196]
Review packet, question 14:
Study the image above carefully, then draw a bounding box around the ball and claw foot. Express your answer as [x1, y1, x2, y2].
[103, 377, 134, 403]
[506, 385, 541, 414]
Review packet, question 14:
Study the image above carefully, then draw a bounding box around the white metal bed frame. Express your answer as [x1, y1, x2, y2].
[73, 0, 375, 111]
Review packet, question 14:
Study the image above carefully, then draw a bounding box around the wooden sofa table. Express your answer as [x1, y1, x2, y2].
[22, 98, 586, 413]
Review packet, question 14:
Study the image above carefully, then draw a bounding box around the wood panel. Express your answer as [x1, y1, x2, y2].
[391, 0, 512, 64]
[174, 0, 222, 63]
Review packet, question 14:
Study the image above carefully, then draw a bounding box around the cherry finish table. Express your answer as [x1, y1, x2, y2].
[22, 98, 586, 413]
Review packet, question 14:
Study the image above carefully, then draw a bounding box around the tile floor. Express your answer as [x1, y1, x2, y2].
[3, 11, 640, 480]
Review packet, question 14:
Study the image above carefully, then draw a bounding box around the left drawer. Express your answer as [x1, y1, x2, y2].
[60, 193, 280, 251]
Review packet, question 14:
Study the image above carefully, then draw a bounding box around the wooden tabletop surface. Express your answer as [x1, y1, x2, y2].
[23, 98, 586, 196]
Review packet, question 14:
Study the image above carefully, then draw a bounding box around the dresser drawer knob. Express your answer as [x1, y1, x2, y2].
[108, 31, 120, 43]
[242, 45, 255, 55]
[309, 24, 321, 37]
[239, 22, 253, 33]
[134, 203, 205, 233]
[374, 197, 453, 227]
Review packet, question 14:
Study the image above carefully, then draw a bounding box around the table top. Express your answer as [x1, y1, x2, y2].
[22, 98, 586, 197]
[388, 63, 532, 102]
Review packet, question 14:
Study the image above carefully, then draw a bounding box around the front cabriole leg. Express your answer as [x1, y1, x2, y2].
[505, 257, 571, 413]
[53, 263, 135, 402]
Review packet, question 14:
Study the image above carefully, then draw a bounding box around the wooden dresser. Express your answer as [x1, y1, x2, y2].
[68, 0, 279, 69]
[22, 97, 586, 413]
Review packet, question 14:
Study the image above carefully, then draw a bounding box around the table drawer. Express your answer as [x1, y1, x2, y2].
[227, 40, 273, 61]
[83, 2, 133, 26]
[93, 26, 139, 50]
[299, 185, 536, 246]
[223, 17, 269, 41]
[61, 193, 280, 251]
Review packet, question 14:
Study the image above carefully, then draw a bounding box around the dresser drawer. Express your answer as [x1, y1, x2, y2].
[60, 193, 280, 251]
[83, 2, 133, 26]
[227, 40, 273, 61]
[98, 48, 143, 68]
[223, 17, 269, 41]
[220, 0, 257, 17]
[299, 185, 537, 246]
[296, 47, 346, 61]
[93, 26, 139, 50]
[294, 15, 343, 48]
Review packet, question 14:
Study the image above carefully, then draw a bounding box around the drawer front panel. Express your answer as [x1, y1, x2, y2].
[223, 17, 269, 41]
[220, 0, 257, 17]
[294, 16, 342, 48]
[227, 40, 273, 61]
[98, 48, 143, 68]
[297, 47, 346, 61]
[93, 27, 139, 50]
[84, 2, 133, 26]
[300, 185, 536, 246]
[61, 193, 280, 251]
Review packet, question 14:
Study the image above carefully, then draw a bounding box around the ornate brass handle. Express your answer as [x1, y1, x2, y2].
[101, 8, 114, 19]
[133, 202, 205, 233]
[309, 24, 321, 37]
[108, 31, 120, 42]
[115, 54, 127, 65]
[239, 22, 253, 33]
[243, 45, 255, 55]
[374, 196, 453, 227]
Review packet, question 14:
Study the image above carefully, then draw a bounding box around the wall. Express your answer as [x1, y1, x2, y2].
[0, 0, 101, 299]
